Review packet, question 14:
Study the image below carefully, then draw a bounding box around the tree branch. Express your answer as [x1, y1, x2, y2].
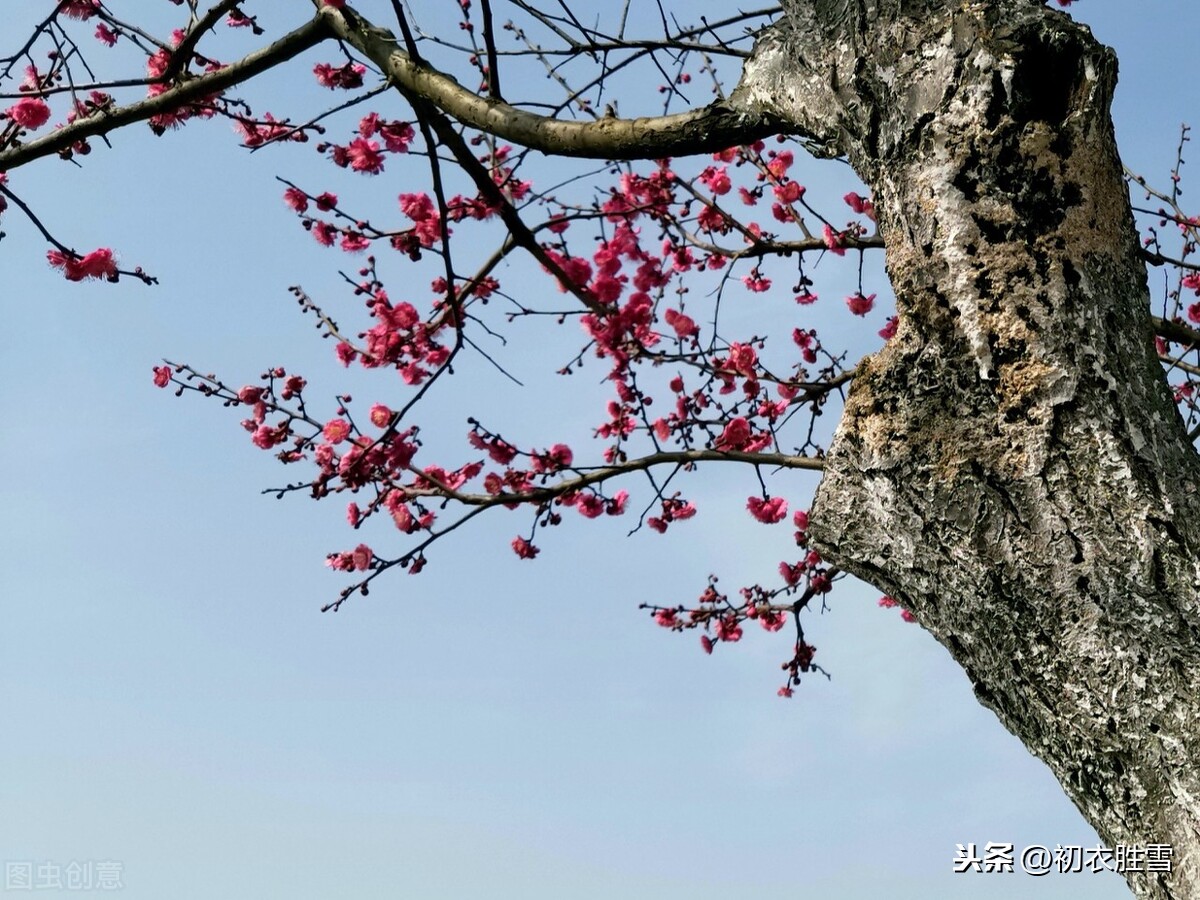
[163, 0, 245, 81]
[0, 14, 330, 173]
[416, 100, 609, 314]
[389, 449, 824, 509]
[1154, 315, 1200, 348]
[320, 4, 785, 160]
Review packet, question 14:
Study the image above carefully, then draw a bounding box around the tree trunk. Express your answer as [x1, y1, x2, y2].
[740, 2, 1200, 896]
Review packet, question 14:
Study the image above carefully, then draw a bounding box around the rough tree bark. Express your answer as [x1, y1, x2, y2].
[733, 1, 1200, 897]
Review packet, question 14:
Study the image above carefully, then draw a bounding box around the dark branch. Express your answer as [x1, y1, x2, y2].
[0, 14, 330, 172]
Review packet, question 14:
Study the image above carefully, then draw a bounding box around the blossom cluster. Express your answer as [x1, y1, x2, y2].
[11, 0, 930, 694]
[142, 122, 889, 687]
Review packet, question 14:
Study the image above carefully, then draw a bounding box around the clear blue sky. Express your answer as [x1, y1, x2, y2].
[1, 2, 1191, 897]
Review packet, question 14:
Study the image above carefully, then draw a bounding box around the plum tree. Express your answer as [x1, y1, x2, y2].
[3, 1, 1200, 896]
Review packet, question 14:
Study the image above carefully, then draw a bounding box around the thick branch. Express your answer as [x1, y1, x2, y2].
[0, 14, 330, 172]
[1154, 315, 1200, 348]
[320, 5, 785, 159]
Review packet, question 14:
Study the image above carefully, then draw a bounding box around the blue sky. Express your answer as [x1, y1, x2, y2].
[1, 1, 1192, 897]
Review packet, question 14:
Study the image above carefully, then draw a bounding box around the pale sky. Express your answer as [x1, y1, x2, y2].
[1, 1, 1192, 897]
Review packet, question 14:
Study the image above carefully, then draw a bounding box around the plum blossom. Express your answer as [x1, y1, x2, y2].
[747, 495, 788, 524]
[663, 307, 699, 338]
[742, 271, 772, 292]
[793, 509, 810, 544]
[758, 610, 788, 632]
[607, 490, 629, 515]
[726, 342, 758, 376]
[251, 424, 283, 449]
[47, 247, 117, 281]
[576, 493, 605, 518]
[792, 328, 819, 363]
[773, 181, 804, 203]
[716, 417, 751, 451]
[60, 0, 100, 19]
[345, 137, 384, 174]
[311, 221, 336, 246]
[398, 193, 434, 221]
[531, 443, 573, 472]
[340, 231, 369, 252]
[843, 191, 876, 220]
[369, 404, 393, 428]
[822, 223, 847, 255]
[323, 418, 351, 444]
[715, 617, 743, 642]
[7, 97, 50, 130]
[653, 609, 678, 628]
[779, 561, 804, 586]
[646, 496, 696, 533]
[846, 292, 876, 316]
[281, 374, 306, 399]
[511, 536, 539, 559]
[326, 543, 373, 572]
[283, 187, 308, 212]
[698, 165, 731, 195]
[351, 543, 372, 570]
[313, 61, 364, 89]
[766, 150, 793, 179]
[361, 116, 414, 153]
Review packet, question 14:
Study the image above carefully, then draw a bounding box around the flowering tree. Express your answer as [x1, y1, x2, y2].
[4, 1, 1200, 896]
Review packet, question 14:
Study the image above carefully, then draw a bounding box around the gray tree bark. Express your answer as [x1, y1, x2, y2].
[734, 1, 1200, 897]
